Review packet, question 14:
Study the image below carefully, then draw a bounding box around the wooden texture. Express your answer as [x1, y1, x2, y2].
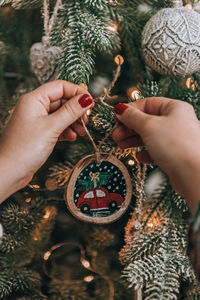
[65, 154, 132, 224]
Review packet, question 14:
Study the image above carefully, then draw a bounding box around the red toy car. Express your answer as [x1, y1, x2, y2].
[77, 187, 124, 213]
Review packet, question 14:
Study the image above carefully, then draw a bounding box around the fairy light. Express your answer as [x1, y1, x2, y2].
[109, 0, 118, 4]
[84, 275, 94, 282]
[25, 198, 31, 203]
[80, 83, 88, 90]
[33, 236, 38, 241]
[43, 251, 51, 260]
[87, 109, 92, 116]
[106, 21, 118, 32]
[29, 184, 40, 189]
[145, 210, 162, 231]
[43, 209, 51, 219]
[127, 87, 141, 100]
[114, 55, 124, 65]
[81, 259, 91, 269]
[185, 3, 193, 9]
[147, 223, 154, 228]
[128, 159, 135, 166]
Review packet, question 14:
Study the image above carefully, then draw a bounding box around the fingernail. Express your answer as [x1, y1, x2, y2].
[79, 94, 93, 108]
[115, 103, 128, 115]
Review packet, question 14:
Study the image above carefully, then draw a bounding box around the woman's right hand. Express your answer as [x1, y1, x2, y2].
[112, 98, 200, 213]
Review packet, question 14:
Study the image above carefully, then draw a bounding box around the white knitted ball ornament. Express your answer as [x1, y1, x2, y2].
[142, 7, 200, 77]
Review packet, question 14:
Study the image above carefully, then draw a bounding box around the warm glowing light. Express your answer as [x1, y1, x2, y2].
[128, 159, 135, 166]
[86, 109, 92, 116]
[185, 3, 193, 10]
[114, 55, 124, 65]
[43, 209, 51, 219]
[127, 87, 141, 100]
[25, 198, 31, 203]
[80, 83, 88, 90]
[43, 251, 51, 260]
[84, 275, 94, 282]
[33, 236, 38, 241]
[186, 77, 197, 90]
[29, 184, 40, 189]
[109, 0, 118, 4]
[147, 223, 154, 228]
[106, 21, 118, 32]
[81, 259, 91, 269]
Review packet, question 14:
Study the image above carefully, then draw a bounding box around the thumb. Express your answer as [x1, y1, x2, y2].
[48, 94, 94, 134]
[114, 103, 150, 135]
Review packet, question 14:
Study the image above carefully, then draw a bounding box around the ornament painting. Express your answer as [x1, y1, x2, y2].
[65, 155, 132, 224]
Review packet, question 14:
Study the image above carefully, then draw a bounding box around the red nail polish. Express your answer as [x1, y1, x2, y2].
[78, 94, 93, 108]
[115, 103, 128, 115]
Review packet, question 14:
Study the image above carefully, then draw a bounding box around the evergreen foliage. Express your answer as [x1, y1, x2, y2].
[0, 0, 12, 5]
[12, 0, 43, 9]
[120, 181, 200, 299]
[0, 0, 200, 299]
[51, 0, 119, 84]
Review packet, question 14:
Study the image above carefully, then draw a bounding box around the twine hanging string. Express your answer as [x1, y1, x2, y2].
[81, 60, 122, 164]
[43, 0, 63, 43]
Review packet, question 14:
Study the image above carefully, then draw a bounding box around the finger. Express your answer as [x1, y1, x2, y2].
[130, 97, 175, 116]
[112, 124, 137, 142]
[28, 80, 92, 112]
[114, 103, 151, 134]
[114, 98, 176, 135]
[71, 122, 86, 136]
[136, 150, 154, 164]
[58, 128, 77, 142]
[77, 113, 89, 125]
[118, 136, 144, 149]
[49, 98, 68, 113]
[48, 93, 94, 134]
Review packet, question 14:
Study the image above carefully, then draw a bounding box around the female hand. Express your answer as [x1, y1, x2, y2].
[112, 98, 200, 213]
[0, 80, 94, 202]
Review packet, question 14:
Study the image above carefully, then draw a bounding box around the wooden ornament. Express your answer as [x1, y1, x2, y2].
[65, 154, 132, 224]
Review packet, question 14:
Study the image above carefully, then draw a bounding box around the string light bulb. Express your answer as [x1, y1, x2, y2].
[109, 0, 118, 4]
[106, 21, 118, 32]
[114, 55, 124, 65]
[29, 184, 40, 189]
[147, 223, 154, 228]
[43, 251, 51, 261]
[128, 159, 135, 166]
[80, 83, 88, 90]
[43, 209, 51, 219]
[81, 259, 91, 269]
[86, 109, 92, 116]
[25, 197, 31, 203]
[185, 3, 193, 10]
[127, 86, 141, 100]
[84, 275, 94, 282]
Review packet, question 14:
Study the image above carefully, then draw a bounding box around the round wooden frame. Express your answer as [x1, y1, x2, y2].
[65, 154, 132, 224]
